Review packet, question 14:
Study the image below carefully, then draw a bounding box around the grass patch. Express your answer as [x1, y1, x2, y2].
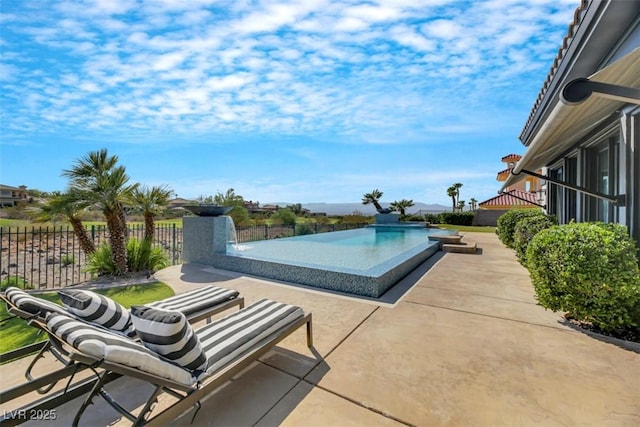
[0, 282, 174, 355]
[434, 224, 497, 233]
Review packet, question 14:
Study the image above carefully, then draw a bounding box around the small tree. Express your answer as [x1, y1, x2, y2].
[446, 186, 457, 212]
[130, 185, 173, 241]
[35, 191, 96, 256]
[271, 208, 297, 226]
[362, 189, 384, 212]
[469, 198, 478, 211]
[390, 199, 414, 216]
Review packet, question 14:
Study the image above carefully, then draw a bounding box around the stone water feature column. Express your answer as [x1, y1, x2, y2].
[182, 216, 230, 264]
[374, 213, 400, 224]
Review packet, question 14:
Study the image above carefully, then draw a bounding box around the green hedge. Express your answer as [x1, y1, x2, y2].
[513, 214, 557, 267]
[526, 222, 640, 333]
[436, 212, 475, 226]
[496, 209, 545, 249]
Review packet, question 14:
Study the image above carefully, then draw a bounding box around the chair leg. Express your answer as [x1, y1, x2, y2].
[72, 371, 109, 427]
[25, 341, 59, 394]
[306, 316, 314, 348]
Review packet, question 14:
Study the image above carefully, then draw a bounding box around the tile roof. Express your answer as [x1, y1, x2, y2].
[479, 189, 538, 208]
[501, 154, 521, 162]
[519, 0, 589, 142]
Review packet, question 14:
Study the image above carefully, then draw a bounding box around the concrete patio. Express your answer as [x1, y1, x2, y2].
[3, 232, 639, 426]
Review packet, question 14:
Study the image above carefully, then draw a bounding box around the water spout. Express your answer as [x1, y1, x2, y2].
[227, 216, 239, 250]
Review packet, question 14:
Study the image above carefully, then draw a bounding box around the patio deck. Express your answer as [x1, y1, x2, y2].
[2, 232, 639, 426]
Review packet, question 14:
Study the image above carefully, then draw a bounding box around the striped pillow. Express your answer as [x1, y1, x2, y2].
[45, 312, 195, 386]
[130, 306, 207, 372]
[58, 289, 135, 338]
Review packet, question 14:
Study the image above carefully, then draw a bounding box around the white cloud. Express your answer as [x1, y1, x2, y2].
[0, 0, 578, 146]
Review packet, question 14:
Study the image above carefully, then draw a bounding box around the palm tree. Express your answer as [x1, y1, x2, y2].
[362, 189, 384, 212]
[453, 183, 463, 210]
[446, 186, 457, 212]
[63, 149, 138, 275]
[35, 192, 96, 256]
[213, 188, 244, 206]
[469, 198, 478, 211]
[457, 200, 466, 212]
[131, 185, 173, 241]
[390, 199, 414, 216]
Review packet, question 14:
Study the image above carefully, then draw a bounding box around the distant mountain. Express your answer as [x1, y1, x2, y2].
[265, 202, 449, 216]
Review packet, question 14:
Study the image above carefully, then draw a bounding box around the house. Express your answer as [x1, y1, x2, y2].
[474, 156, 543, 226]
[500, 0, 640, 245]
[0, 184, 30, 207]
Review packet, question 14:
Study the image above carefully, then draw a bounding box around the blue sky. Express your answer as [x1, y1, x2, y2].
[0, 0, 577, 207]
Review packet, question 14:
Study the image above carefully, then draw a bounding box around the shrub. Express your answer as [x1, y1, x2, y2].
[126, 238, 169, 272]
[513, 215, 557, 266]
[85, 244, 117, 276]
[437, 212, 475, 226]
[85, 238, 169, 276]
[496, 209, 545, 248]
[271, 209, 297, 226]
[295, 224, 315, 235]
[0, 276, 32, 291]
[61, 254, 75, 267]
[403, 214, 424, 222]
[423, 213, 440, 223]
[526, 222, 640, 333]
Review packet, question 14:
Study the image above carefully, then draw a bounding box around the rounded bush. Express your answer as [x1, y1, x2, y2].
[496, 209, 545, 249]
[526, 222, 640, 333]
[513, 214, 557, 267]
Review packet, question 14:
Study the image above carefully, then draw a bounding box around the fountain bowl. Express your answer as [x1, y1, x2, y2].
[183, 205, 234, 217]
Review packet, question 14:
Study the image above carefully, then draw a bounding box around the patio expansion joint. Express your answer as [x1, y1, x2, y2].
[302, 379, 417, 427]
[255, 306, 400, 426]
[403, 300, 567, 332]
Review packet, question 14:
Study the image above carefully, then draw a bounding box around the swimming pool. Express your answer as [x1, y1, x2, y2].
[217, 226, 445, 298]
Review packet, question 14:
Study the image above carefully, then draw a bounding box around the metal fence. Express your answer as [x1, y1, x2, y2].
[0, 222, 368, 289]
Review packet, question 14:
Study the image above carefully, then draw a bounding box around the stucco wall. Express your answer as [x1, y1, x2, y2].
[473, 209, 509, 227]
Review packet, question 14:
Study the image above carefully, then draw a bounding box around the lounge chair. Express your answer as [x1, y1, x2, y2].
[0, 285, 243, 401]
[31, 299, 313, 426]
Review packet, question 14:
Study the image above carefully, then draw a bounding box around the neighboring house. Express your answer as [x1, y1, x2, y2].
[474, 156, 543, 226]
[497, 154, 542, 194]
[501, 0, 640, 245]
[0, 184, 30, 207]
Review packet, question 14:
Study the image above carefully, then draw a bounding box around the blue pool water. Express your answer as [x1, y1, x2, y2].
[218, 226, 448, 298]
[228, 227, 440, 275]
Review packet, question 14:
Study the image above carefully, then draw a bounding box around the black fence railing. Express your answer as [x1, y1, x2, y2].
[0, 222, 369, 290]
[0, 224, 183, 291]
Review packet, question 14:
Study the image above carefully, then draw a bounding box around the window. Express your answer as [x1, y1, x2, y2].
[548, 166, 563, 219]
[565, 156, 577, 223]
[585, 136, 618, 222]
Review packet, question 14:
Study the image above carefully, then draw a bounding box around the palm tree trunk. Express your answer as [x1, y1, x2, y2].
[144, 211, 155, 242]
[107, 211, 128, 274]
[69, 218, 96, 255]
[118, 206, 129, 238]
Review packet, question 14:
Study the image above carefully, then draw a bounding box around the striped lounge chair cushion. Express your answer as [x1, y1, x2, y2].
[130, 306, 207, 372]
[4, 287, 68, 317]
[145, 285, 239, 316]
[196, 299, 305, 378]
[46, 312, 195, 386]
[58, 289, 136, 338]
